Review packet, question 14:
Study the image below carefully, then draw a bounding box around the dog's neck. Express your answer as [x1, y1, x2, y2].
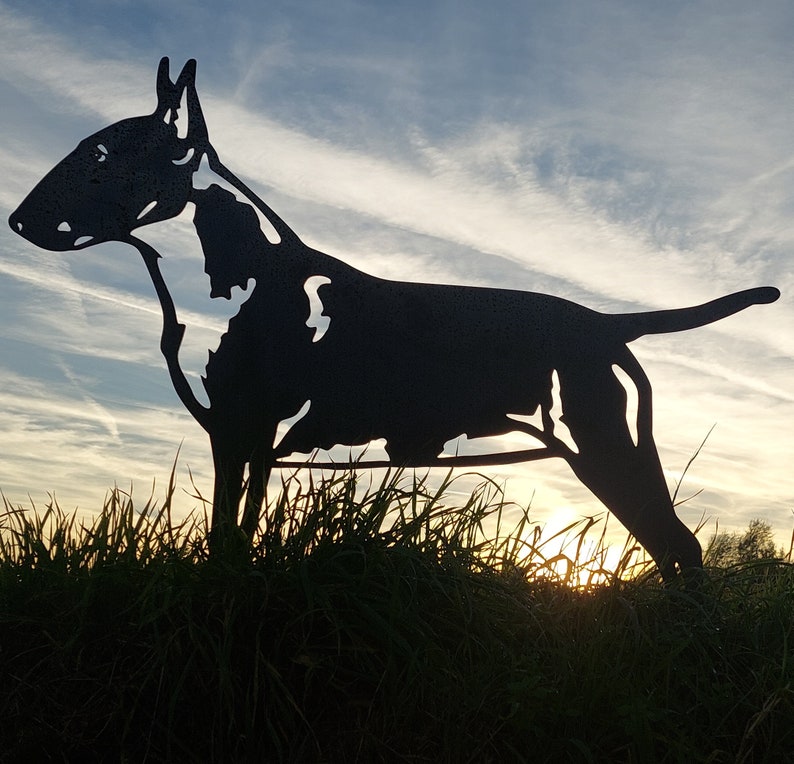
[191, 149, 298, 250]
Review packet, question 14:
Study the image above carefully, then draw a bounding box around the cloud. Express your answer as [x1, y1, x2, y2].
[0, 1, 791, 548]
[0, 364, 213, 512]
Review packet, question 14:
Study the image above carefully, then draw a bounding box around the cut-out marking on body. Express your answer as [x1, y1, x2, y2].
[304, 275, 332, 342]
[507, 370, 577, 453]
[191, 154, 282, 244]
[612, 363, 639, 447]
[273, 399, 312, 449]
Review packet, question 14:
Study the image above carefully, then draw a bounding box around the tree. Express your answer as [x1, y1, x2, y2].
[705, 519, 781, 567]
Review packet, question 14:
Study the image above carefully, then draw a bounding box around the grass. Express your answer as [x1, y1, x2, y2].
[1, 470, 793, 762]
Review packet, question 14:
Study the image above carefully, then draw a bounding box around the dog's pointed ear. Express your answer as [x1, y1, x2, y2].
[155, 57, 175, 119]
[173, 59, 197, 93]
[153, 58, 205, 142]
[170, 59, 208, 149]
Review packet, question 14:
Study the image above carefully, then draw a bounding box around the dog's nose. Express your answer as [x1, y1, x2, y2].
[7, 205, 79, 251]
[8, 209, 23, 235]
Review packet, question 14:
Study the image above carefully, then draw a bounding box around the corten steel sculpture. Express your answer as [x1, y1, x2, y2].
[9, 59, 779, 578]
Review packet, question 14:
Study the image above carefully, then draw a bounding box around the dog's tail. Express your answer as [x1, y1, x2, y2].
[614, 286, 779, 342]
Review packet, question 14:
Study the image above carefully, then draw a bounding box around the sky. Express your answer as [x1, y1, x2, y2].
[0, 0, 792, 555]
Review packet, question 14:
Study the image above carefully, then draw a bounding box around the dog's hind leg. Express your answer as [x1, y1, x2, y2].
[557, 352, 702, 582]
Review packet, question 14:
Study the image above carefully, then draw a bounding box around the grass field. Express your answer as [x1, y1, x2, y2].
[1, 471, 792, 762]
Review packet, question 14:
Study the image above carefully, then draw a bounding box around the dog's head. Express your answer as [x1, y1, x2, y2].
[9, 58, 208, 251]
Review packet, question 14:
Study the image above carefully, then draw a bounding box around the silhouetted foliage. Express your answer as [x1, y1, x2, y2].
[706, 518, 781, 567]
[2, 479, 794, 762]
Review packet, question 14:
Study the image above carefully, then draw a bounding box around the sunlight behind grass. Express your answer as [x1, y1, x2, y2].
[1, 470, 792, 761]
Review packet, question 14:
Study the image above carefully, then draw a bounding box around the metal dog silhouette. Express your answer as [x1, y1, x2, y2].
[9, 58, 779, 578]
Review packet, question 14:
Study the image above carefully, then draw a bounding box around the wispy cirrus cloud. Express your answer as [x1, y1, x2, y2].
[0, 0, 791, 543]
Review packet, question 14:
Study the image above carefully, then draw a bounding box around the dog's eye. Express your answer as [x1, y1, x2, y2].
[91, 144, 109, 163]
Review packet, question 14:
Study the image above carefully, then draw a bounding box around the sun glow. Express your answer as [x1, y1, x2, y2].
[508, 513, 653, 589]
